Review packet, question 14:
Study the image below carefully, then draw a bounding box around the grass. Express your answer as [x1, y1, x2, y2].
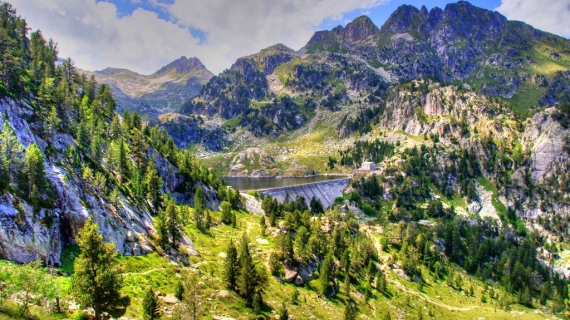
[506, 85, 548, 115]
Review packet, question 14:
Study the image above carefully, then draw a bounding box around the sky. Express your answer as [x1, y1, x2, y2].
[10, 0, 570, 75]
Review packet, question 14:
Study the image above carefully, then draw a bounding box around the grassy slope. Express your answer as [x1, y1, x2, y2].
[2, 205, 560, 319]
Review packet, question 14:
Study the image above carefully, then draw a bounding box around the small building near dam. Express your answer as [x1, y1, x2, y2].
[361, 162, 376, 171]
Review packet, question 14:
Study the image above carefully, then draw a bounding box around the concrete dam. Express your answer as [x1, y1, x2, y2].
[259, 178, 350, 209]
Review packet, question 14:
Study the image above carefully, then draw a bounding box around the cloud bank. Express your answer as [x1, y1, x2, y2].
[496, 0, 570, 39]
[11, 0, 386, 75]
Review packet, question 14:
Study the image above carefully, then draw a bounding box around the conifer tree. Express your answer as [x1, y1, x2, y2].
[154, 209, 169, 249]
[237, 234, 267, 305]
[71, 216, 122, 320]
[0, 120, 22, 184]
[194, 186, 205, 230]
[319, 251, 335, 296]
[278, 303, 289, 320]
[221, 201, 232, 224]
[145, 161, 162, 212]
[343, 301, 358, 320]
[165, 199, 181, 248]
[224, 239, 238, 290]
[23, 143, 45, 199]
[142, 286, 159, 320]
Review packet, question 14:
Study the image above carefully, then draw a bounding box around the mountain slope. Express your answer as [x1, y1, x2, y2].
[80, 56, 214, 118]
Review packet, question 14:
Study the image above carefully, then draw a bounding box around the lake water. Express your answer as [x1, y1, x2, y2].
[221, 175, 349, 191]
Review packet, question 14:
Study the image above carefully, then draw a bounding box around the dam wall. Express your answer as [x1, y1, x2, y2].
[259, 178, 350, 209]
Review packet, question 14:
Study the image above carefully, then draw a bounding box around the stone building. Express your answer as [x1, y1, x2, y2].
[361, 161, 376, 171]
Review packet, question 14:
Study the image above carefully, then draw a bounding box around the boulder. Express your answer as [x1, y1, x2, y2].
[161, 294, 178, 304]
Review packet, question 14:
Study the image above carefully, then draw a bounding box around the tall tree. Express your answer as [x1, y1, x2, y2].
[23, 143, 45, 199]
[319, 251, 335, 297]
[175, 272, 203, 320]
[236, 234, 268, 306]
[145, 161, 162, 212]
[142, 286, 159, 320]
[221, 201, 232, 224]
[194, 186, 205, 231]
[224, 239, 239, 290]
[165, 199, 181, 248]
[0, 120, 22, 184]
[71, 216, 123, 320]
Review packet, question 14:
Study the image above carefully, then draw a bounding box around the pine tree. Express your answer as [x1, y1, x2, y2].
[175, 281, 184, 300]
[23, 143, 45, 200]
[319, 251, 335, 297]
[145, 161, 162, 213]
[344, 273, 351, 297]
[194, 186, 205, 231]
[291, 288, 299, 305]
[376, 270, 386, 293]
[154, 209, 169, 249]
[343, 301, 358, 320]
[71, 216, 122, 320]
[0, 120, 22, 185]
[278, 303, 289, 320]
[224, 239, 238, 290]
[165, 199, 181, 248]
[221, 201, 232, 224]
[236, 234, 267, 305]
[142, 286, 159, 320]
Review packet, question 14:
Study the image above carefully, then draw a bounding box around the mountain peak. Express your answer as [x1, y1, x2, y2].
[335, 15, 380, 42]
[381, 4, 427, 33]
[154, 56, 209, 76]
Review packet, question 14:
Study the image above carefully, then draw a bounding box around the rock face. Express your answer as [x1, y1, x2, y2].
[157, 113, 230, 151]
[0, 99, 206, 265]
[522, 109, 570, 180]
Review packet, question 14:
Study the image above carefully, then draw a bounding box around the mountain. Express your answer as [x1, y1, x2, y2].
[2, 1, 570, 319]
[185, 1, 570, 164]
[80, 56, 214, 118]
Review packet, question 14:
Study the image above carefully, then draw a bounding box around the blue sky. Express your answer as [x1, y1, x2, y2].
[11, 0, 570, 75]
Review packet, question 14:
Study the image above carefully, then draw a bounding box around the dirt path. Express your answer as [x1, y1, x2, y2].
[122, 267, 165, 276]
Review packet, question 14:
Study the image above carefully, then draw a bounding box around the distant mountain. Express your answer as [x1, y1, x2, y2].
[79, 56, 214, 119]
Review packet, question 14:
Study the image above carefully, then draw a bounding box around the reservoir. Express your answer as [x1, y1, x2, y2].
[221, 175, 348, 191]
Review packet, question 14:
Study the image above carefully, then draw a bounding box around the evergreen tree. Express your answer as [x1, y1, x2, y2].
[142, 286, 159, 320]
[154, 209, 169, 249]
[224, 239, 238, 290]
[176, 272, 203, 320]
[194, 186, 205, 231]
[343, 301, 358, 320]
[310, 196, 324, 214]
[291, 288, 299, 305]
[23, 143, 45, 200]
[0, 120, 22, 185]
[221, 201, 232, 224]
[237, 234, 267, 305]
[376, 270, 387, 293]
[278, 303, 289, 320]
[319, 251, 335, 297]
[145, 161, 162, 213]
[71, 216, 122, 320]
[175, 281, 184, 300]
[165, 199, 182, 248]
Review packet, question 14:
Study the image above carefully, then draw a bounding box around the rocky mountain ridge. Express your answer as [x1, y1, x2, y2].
[79, 56, 213, 118]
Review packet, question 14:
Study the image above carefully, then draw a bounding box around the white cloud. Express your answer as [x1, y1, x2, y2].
[496, 0, 570, 38]
[9, 0, 387, 75]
